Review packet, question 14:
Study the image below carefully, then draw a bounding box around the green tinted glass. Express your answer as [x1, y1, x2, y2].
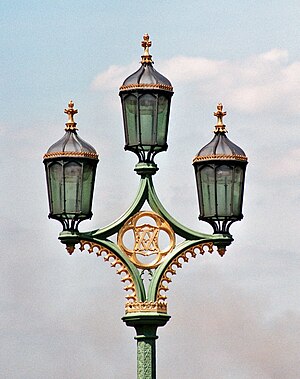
[216, 165, 233, 217]
[125, 95, 138, 145]
[200, 165, 216, 217]
[49, 162, 63, 214]
[81, 163, 94, 214]
[232, 166, 244, 215]
[139, 94, 156, 148]
[64, 162, 82, 215]
[157, 95, 168, 145]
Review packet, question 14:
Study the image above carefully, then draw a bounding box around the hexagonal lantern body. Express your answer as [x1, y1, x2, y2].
[119, 34, 173, 163]
[193, 104, 248, 234]
[43, 102, 98, 231]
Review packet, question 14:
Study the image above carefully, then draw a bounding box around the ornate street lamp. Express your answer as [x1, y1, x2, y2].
[43, 101, 98, 232]
[119, 33, 173, 164]
[44, 36, 248, 379]
[193, 103, 248, 234]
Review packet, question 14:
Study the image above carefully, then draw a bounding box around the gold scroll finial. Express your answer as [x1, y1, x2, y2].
[64, 100, 78, 131]
[141, 33, 153, 64]
[214, 103, 227, 133]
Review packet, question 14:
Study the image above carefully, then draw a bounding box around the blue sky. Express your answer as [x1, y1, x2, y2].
[1, 1, 300, 378]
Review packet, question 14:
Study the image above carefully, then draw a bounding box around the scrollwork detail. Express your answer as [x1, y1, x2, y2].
[79, 240, 137, 302]
[156, 242, 214, 303]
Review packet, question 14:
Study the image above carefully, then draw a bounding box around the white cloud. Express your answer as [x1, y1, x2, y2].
[91, 49, 300, 114]
[269, 148, 300, 177]
[91, 63, 137, 91]
[260, 48, 289, 63]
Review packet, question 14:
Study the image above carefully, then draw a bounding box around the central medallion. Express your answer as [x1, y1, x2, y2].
[118, 211, 175, 269]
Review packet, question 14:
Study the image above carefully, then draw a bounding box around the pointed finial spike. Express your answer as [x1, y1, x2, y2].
[214, 103, 227, 133]
[66, 244, 75, 255]
[141, 33, 153, 64]
[217, 247, 226, 257]
[64, 100, 78, 131]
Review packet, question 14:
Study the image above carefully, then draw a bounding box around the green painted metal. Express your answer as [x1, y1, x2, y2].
[146, 174, 230, 241]
[58, 164, 234, 379]
[122, 313, 170, 379]
[59, 165, 233, 303]
[147, 239, 210, 302]
[59, 232, 146, 302]
[90, 176, 148, 239]
[62, 163, 232, 243]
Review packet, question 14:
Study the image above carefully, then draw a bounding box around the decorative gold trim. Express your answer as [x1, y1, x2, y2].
[66, 245, 75, 255]
[125, 301, 167, 314]
[217, 247, 226, 257]
[119, 83, 173, 92]
[214, 103, 227, 133]
[193, 154, 248, 163]
[156, 242, 214, 303]
[141, 33, 153, 64]
[118, 211, 175, 269]
[79, 240, 137, 302]
[64, 100, 78, 131]
[43, 151, 99, 160]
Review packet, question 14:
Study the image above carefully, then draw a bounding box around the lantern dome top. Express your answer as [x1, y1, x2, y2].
[119, 34, 173, 93]
[43, 101, 98, 161]
[193, 103, 248, 163]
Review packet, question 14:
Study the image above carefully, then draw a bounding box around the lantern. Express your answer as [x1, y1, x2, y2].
[119, 34, 173, 163]
[193, 104, 248, 234]
[43, 101, 98, 231]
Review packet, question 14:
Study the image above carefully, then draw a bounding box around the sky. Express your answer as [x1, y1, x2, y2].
[1, 1, 300, 378]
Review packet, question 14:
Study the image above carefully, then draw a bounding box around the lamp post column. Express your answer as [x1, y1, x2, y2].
[122, 313, 171, 379]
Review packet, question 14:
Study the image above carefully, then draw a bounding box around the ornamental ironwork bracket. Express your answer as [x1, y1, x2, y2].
[59, 167, 233, 316]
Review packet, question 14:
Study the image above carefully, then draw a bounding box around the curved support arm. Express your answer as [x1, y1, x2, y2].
[147, 176, 220, 240]
[59, 232, 146, 302]
[87, 238, 147, 301]
[78, 173, 233, 246]
[87, 177, 148, 239]
[59, 172, 233, 306]
[147, 238, 226, 303]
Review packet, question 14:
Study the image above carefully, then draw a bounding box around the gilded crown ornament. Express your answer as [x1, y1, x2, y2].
[214, 102, 227, 133]
[64, 100, 78, 130]
[141, 33, 153, 64]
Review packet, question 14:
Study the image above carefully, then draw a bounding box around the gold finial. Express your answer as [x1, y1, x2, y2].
[64, 100, 78, 131]
[214, 103, 227, 133]
[141, 33, 153, 64]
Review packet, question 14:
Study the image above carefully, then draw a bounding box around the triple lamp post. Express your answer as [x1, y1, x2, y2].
[43, 34, 248, 379]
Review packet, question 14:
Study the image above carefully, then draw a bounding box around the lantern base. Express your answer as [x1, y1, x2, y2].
[134, 162, 159, 176]
[199, 215, 243, 235]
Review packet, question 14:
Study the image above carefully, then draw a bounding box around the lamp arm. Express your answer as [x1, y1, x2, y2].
[59, 172, 233, 305]
[147, 238, 225, 303]
[58, 235, 147, 302]
[88, 177, 149, 239]
[146, 176, 231, 241]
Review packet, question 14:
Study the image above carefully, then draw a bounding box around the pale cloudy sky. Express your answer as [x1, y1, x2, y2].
[1, 1, 299, 378]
